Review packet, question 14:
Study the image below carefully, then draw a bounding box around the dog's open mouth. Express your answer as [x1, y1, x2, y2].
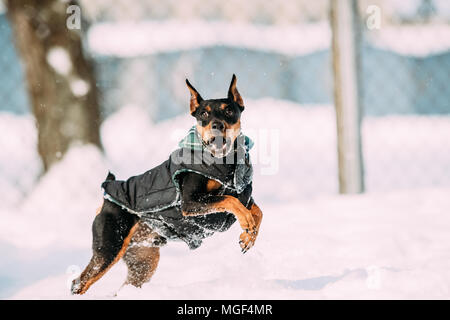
[207, 136, 227, 147]
[205, 135, 231, 157]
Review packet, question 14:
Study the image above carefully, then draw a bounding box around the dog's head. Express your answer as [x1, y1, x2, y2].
[186, 74, 244, 157]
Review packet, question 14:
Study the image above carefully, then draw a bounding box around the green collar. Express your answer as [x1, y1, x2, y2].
[178, 126, 254, 153]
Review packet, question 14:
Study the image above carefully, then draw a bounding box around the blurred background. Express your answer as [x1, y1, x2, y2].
[1, 0, 450, 299]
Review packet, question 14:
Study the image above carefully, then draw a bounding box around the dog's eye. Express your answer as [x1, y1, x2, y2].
[200, 111, 209, 120]
[225, 108, 234, 117]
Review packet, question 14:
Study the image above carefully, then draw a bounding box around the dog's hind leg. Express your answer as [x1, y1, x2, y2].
[121, 222, 163, 288]
[71, 200, 139, 295]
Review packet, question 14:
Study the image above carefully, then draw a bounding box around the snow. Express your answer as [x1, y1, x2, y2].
[366, 24, 450, 57]
[0, 112, 42, 209]
[0, 144, 106, 249]
[46, 47, 72, 76]
[87, 20, 450, 58]
[9, 188, 450, 299]
[2, 99, 450, 299]
[69, 78, 90, 97]
[389, 0, 450, 22]
[87, 20, 331, 57]
[435, 0, 450, 20]
[363, 115, 450, 190]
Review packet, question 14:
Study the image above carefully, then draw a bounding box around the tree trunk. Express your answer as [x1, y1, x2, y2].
[6, 0, 101, 171]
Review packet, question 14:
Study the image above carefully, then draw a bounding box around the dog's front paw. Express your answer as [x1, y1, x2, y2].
[239, 229, 257, 254]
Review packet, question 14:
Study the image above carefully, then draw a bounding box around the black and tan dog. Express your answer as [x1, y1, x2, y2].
[71, 75, 263, 295]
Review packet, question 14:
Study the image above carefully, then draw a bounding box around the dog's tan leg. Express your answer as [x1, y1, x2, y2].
[122, 222, 162, 288]
[239, 202, 263, 253]
[72, 223, 138, 295]
[183, 195, 256, 233]
[250, 202, 263, 231]
[182, 194, 259, 253]
[71, 204, 139, 295]
[123, 247, 160, 288]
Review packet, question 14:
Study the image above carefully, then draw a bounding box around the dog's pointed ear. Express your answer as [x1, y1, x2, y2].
[186, 79, 203, 115]
[228, 74, 244, 111]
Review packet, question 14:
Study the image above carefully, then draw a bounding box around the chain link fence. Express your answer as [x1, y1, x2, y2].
[358, 0, 450, 191]
[0, 0, 449, 209]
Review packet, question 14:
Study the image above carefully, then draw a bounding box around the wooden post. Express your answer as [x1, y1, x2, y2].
[330, 0, 365, 194]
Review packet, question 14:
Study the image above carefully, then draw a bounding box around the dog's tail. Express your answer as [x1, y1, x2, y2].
[105, 171, 116, 181]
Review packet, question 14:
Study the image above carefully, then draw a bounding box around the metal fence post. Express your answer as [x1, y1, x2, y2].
[330, 0, 365, 194]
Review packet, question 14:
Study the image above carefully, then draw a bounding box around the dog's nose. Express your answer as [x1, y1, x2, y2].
[211, 121, 224, 131]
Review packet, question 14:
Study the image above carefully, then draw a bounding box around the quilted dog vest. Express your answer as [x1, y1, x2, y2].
[102, 127, 254, 249]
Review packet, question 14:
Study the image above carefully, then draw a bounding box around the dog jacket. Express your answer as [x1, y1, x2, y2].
[102, 126, 254, 249]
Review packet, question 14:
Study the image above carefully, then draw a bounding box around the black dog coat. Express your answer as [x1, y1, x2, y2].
[102, 127, 254, 249]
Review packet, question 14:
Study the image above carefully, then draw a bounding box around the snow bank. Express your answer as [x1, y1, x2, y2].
[363, 115, 450, 190]
[366, 24, 450, 57]
[88, 20, 450, 58]
[0, 144, 106, 249]
[0, 112, 41, 209]
[88, 21, 331, 57]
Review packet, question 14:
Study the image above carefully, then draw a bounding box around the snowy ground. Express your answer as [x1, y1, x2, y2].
[11, 188, 450, 300]
[1, 99, 450, 299]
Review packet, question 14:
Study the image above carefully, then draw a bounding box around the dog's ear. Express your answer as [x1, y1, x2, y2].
[228, 74, 244, 111]
[186, 79, 203, 115]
